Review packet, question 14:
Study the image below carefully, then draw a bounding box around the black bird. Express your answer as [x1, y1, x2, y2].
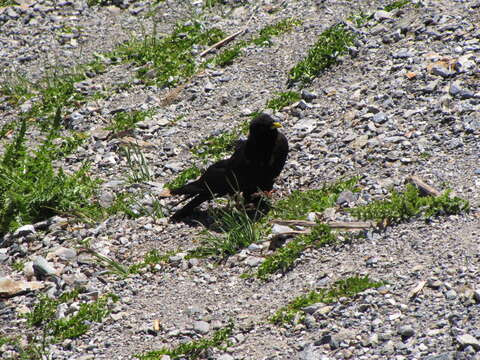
[161, 113, 289, 220]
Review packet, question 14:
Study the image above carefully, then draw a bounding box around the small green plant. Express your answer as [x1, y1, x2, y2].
[212, 18, 301, 67]
[106, 110, 153, 132]
[213, 42, 246, 67]
[122, 144, 153, 184]
[164, 165, 202, 190]
[114, 22, 225, 86]
[203, 0, 223, 8]
[255, 224, 335, 280]
[288, 23, 355, 86]
[271, 177, 358, 220]
[128, 249, 175, 274]
[252, 18, 302, 46]
[12, 260, 25, 272]
[25, 290, 118, 342]
[192, 121, 249, 161]
[0, 119, 100, 234]
[0, 73, 34, 105]
[266, 91, 301, 111]
[137, 322, 233, 360]
[270, 275, 383, 324]
[384, 0, 410, 11]
[189, 204, 263, 259]
[419, 152, 431, 160]
[0, 0, 15, 7]
[348, 11, 373, 27]
[349, 184, 469, 224]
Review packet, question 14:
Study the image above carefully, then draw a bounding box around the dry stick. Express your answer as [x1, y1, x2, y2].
[199, 4, 258, 58]
[271, 219, 375, 230]
[199, 28, 246, 57]
[408, 175, 441, 197]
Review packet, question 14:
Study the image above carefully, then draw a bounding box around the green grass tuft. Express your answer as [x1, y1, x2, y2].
[106, 110, 153, 132]
[189, 204, 263, 259]
[25, 291, 118, 342]
[114, 22, 225, 87]
[288, 23, 355, 86]
[128, 249, 174, 274]
[256, 224, 335, 280]
[252, 18, 302, 46]
[191, 121, 249, 161]
[266, 91, 301, 111]
[271, 275, 383, 324]
[0, 120, 100, 234]
[384, 0, 411, 11]
[212, 18, 301, 67]
[272, 177, 358, 220]
[164, 165, 202, 190]
[349, 184, 469, 224]
[137, 322, 233, 360]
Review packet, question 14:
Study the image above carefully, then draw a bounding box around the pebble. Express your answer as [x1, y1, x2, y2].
[193, 320, 210, 335]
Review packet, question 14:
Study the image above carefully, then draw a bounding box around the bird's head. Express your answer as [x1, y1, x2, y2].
[249, 113, 282, 137]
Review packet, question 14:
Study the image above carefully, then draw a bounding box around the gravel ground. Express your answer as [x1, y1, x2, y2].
[1, 0, 479, 359]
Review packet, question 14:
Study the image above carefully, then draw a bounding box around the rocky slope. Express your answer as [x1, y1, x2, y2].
[0, 0, 479, 359]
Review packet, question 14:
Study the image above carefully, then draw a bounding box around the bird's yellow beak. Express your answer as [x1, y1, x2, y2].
[271, 122, 282, 129]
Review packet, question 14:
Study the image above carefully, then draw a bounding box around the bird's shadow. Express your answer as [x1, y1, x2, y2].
[171, 197, 272, 232]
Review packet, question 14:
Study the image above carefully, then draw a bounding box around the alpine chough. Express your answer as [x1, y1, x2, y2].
[161, 113, 289, 220]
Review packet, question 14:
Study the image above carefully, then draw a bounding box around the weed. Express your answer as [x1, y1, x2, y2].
[12, 260, 25, 272]
[288, 23, 355, 86]
[384, 0, 411, 11]
[348, 12, 373, 27]
[419, 152, 431, 160]
[122, 144, 153, 184]
[114, 22, 225, 87]
[25, 290, 118, 342]
[189, 204, 262, 259]
[0, 119, 100, 234]
[255, 224, 335, 280]
[349, 184, 469, 224]
[164, 165, 202, 190]
[0, 73, 34, 106]
[212, 18, 301, 67]
[203, 0, 223, 8]
[252, 18, 302, 46]
[128, 249, 174, 274]
[213, 42, 246, 67]
[137, 321, 233, 360]
[106, 110, 153, 133]
[271, 177, 358, 220]
[270, 275, 383, 324]
[191, 121, 249, 161]
[266, 91, 301, 111]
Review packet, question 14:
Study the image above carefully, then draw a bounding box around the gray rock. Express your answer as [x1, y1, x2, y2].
[431, 65, 455, 78]
[13, 224, 35, 238]
[244, 256, 264, 267]
[271, 224, 294, 235]
[372, 112, 388, 124]
[217, 354, 234, 360]
[398, 325, 415, 339]
[374, 10, 394, 21]
[33, 256, 57, 278]
[301, 90, 317, 101]
[393, 49, 414, 58]
[193, 320, 210, 335]
[457, 334, 480, 350]
[51, 247, 77, 261]
[445, 289, 457, 300]
[336, 190, 355, 206]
